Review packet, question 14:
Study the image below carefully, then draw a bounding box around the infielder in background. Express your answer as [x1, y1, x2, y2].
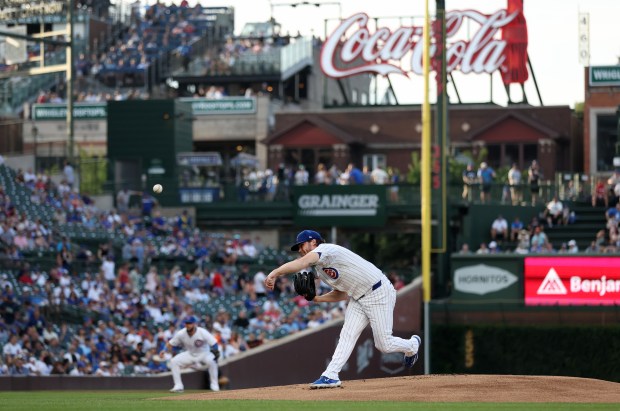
[265, 230, 420, 389]
[159, 316, 220, 393]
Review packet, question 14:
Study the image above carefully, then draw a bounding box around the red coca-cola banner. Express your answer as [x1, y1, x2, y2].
[524, 257, 620, 306]
[320, 6, 529, 84]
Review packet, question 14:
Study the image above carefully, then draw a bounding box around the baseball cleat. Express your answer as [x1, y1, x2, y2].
[169, 385, 184, 393]
[404, 335, 421, 368]
[210, 383, 220, 392]
[309, 375, 342, 389]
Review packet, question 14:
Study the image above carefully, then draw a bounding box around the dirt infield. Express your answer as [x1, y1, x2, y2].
[161, 375, 620, 403]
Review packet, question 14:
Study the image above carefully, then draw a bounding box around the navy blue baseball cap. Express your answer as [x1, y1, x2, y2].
[291, 230, 324, 251]
[183, 316, 197, 324]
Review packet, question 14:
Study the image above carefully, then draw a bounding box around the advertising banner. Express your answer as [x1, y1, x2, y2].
[292, 185, 386, 227]
[180, 97, 256, 115]
[524, 257, 620, 305]
[589, 66, 620, 87]
[32, 98, 256, 121]
[321, 7, 529, 84]
[32, 103, 107, 121]
[179, 188, 220, 203]
[451, 256, 522, 301]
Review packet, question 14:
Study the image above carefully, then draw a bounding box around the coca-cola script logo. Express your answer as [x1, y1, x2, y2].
[320, 9, 525, 79]
[323, 267, 339, 279]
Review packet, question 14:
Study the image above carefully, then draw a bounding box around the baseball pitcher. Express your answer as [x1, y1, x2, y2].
[265, 230, 420, 389]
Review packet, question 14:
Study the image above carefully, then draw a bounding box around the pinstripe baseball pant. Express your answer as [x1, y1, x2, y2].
[322, 279, 415, 380]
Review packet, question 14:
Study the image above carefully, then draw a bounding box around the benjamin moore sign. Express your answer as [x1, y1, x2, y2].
[524, 257, 620, 306]
[32, 104, 107, 120]
[589, 66, 620, 87]
[293, 185, 386, 227]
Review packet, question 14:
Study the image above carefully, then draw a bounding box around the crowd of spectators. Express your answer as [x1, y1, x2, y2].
[459, 174, 620, 255]
[0, 161, 409, 377]
[234, 162, 402, 203]
[462, 160, 549, 205]
[89, 2, 219, 88]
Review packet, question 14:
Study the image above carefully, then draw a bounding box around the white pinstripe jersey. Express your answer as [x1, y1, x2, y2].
[168, 326, 217, 356]
[310, 243, 383, 300]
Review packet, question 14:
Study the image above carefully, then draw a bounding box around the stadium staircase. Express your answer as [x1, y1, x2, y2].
[544, 202, 608, 250]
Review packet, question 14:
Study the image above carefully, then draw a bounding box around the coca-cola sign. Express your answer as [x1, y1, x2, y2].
[320, 8, 528, 82]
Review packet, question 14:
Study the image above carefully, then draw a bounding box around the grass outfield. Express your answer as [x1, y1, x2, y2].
[0, 392, 617, 411]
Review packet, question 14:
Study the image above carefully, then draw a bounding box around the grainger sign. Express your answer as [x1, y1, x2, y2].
[320, 5, 529, 84]
[524, 257, 620, 306]
[293, 185, 386, 227]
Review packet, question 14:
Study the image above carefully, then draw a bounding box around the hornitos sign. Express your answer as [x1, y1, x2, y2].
[32, 103, 107, 121]
[321, 6, 529, 85]
[293, 186, 386, 227]
[454, 264, 518, 296]
[525, 257, 620, 305]
[589, 66, 620, 87]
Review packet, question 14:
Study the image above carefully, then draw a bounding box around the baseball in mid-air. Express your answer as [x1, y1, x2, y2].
[153, 184, 163, 194]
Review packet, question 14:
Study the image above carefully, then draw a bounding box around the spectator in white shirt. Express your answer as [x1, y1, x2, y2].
[101, 256, 116, 289]
[507, 163, 522, 205]
[63, 160, 75, 187]
[2, 335, 22, 358]
[23, 168, 36, 185]
[545, 196, 564, 227]
[567, 239, 579, 254]
[371, 166, 390, 184]
[490, 214, 508, 240]
[294, 165, 309, 185]
[253, 270, 267, 297]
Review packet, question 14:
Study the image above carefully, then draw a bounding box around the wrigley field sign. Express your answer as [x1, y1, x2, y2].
[589, 66, 620, 87]
[293, 185, 386, 227]
[32, 103, 107, 120]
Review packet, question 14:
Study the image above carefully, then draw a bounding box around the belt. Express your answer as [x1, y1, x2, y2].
[358, 280, 382, 300]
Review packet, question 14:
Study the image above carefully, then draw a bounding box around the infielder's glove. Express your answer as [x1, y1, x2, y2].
[210, 344, 220, 361]
[293, 271, 316, 301]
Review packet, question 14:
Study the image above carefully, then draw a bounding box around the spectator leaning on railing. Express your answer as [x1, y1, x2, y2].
[507, 163, 522, 205]
[477, 162, 496, 204]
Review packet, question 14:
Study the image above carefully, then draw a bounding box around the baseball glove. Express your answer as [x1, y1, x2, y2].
[293, 271, 316, 301]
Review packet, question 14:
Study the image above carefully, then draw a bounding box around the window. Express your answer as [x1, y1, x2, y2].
[363, 154, 386, 170]
[524, 144, 538, 167]
[486, 145, 500, 169]
[504, 144, 520, 167]
[596, 114, 618, 172]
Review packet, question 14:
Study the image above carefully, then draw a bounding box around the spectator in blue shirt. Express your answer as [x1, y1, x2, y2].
[141, 192, 157, 219]
[347, 163, 364, 185]
[477, 162, 496, 204]
[510, 217, 524, 241]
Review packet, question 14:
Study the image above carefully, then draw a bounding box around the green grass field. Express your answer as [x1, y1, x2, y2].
[0, 392, 617, 411]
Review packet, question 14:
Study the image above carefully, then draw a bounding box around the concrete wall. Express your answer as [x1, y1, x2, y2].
[4, 154, 34, 171]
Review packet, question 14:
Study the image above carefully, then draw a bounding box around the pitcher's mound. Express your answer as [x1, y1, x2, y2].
[162, 374, 620, 403]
